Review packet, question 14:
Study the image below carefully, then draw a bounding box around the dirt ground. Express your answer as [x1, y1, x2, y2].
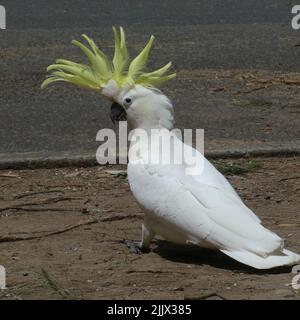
[0, 156, 299, 300]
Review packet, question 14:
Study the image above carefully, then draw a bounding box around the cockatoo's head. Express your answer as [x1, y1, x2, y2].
[104, 81, 175, 130]
[42, 27, 176, 130]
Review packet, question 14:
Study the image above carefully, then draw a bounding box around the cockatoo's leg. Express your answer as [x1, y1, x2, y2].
[140, 222, 155, 250]
[123, 221, 155, 254]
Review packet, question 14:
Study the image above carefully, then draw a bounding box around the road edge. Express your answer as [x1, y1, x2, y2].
[0, 145, 300, 170]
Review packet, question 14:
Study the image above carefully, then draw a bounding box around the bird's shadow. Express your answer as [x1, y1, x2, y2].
[153, 240, 292, 275]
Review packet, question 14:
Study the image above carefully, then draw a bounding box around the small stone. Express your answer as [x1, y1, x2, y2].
[81, 207, 89, 214]
[173, 287, 184, 291]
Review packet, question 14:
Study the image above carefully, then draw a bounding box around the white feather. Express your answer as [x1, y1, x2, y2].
[124, 87, 300, 269]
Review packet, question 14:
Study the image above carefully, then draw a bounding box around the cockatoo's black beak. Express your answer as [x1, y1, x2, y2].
[110, 102, 127, 123]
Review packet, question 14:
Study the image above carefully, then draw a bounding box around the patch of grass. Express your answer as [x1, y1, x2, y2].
[289, 110, 300, 114]
[233, 98, 272, 108]
[213, 160, 261, 176]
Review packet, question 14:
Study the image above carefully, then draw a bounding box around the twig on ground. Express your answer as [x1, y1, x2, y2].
[254, 79, 274, 84]
[14, 190, 64, 200]
[45, 184, 85, 189]
[208, 87, 225, 93]
[1, 207, 77, 213]
[0, 214, 141, 243]
[276, 223, 300, 228]
[99, 214, 143, 222]
[41, 268, 70, 299]
[0, 173, 20, 178]
[184, 292, 228, 300]
[1, 181, 20, 189]
[0, 218, 98, 243]
[0, 196, 79, 212]
[125, 269, 187, 275]
[278, 176, 300, 182]
[282, 79, 300, 85]
[235, 85, 271, 94]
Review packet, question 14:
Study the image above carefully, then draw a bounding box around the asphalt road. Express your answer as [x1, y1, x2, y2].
[0, 0, 299, 160]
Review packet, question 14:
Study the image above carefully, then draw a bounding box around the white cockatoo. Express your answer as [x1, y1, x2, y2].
[42, 27, 300, 269]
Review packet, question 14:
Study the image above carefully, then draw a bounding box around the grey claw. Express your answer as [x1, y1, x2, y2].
[122, 240, 150, 254]
[123, 240, 142, 254]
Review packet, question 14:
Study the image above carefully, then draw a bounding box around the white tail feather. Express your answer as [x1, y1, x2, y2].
[221, 248, 300, 269]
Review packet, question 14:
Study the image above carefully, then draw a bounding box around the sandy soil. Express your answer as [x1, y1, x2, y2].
[0, 157, 299, 300]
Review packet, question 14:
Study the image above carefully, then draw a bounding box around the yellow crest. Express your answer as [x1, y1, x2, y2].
[41, 27, 176, 93]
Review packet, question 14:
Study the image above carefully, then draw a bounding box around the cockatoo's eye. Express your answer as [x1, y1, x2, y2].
[124, 97, 132, 106]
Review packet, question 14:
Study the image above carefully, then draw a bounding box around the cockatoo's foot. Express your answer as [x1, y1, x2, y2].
[122, 239, 150, 254]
